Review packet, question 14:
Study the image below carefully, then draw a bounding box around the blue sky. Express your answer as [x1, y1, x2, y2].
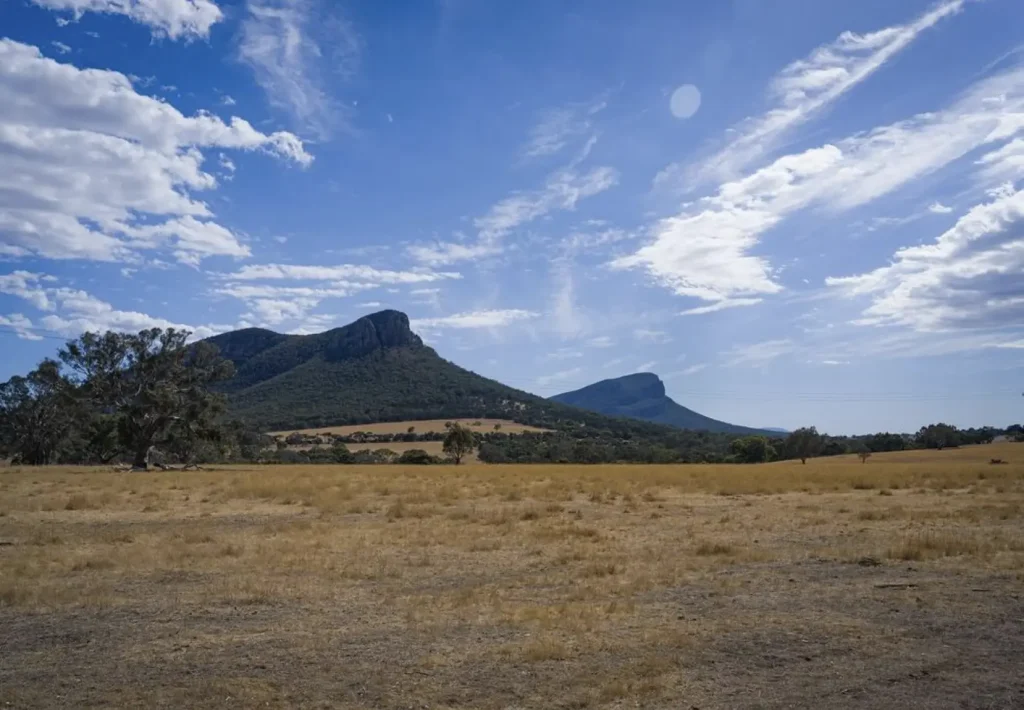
[1, 0, 1022, 434]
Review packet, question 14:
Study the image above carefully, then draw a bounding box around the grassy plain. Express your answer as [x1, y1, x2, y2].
[1, 444, 1023, 708]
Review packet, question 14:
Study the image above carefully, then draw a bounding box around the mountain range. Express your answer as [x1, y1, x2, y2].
[551, 373, 776, 436]
[206, 310, 768, 436]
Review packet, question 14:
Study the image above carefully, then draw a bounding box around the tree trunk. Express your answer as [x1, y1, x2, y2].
[132, 444, 152, 471]
[800, 457, 807, 464]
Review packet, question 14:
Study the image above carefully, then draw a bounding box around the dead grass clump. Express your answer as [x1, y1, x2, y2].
[64, 494, 101, 511]
[694, 541, 736, 556]
[886, 530, 992, 561]
[516, 636, 571, 662]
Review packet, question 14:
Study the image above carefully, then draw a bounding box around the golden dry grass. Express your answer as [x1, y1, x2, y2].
[269, 417, 547, 437]
[1, 443, 1023, 708]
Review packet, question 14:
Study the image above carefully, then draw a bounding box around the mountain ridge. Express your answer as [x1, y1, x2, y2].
[551, 372, 777, 436]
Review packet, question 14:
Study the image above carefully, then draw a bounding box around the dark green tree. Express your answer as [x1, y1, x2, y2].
[730, 436, 774, 463]
[915, 423, 960, 450]
[785, 427, 823, 464]
[0, 360, 75, 464]
[59, 329, 234, 469]
[442, 422, 476, 464]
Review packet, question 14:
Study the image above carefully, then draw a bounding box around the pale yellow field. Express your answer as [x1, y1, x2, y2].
[270, 417, 546, 437]
[1, 443, 1022, 708]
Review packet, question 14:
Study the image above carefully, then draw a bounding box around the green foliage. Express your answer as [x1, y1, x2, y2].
[730, 436, 775, 463]
[915, 423, 961, 450]
[442, 422, 476, 464]
[785, 427, 823, 463]
[59, 329, 234, 468]
[398, 448, 437, 465]
[0, 360, 75, 464]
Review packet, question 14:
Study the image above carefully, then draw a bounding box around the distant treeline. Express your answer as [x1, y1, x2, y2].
[2, 326, 1021, 467]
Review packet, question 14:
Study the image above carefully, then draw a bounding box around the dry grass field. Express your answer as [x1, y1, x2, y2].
[270, 418, 547, 437]
[2, 443, 1023, 709]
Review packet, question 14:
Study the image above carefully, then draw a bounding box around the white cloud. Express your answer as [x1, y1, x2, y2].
[819, 360, 851, 365]
[542, 348, 583, 361]
[223, 263, 459, 284]
[997, 340, 1024, 349]
[680, 298, 763, 316]
[536, 366, 583, 388]
[411, 309, 539, 330]
[1, 275, 229, 340]
[928, 201, 954, 214]
[30, 0, 223, 40]
[520, 96, 606, 161]
[239, 0, 360, 138]
[221, 95, 237, 106]
[50, 41, 71, 54]
[725, 338, 795, 366]
[633, 328, 671, 343]
[0, 40, 311, 265]
[633, 360, 657, 373]
[410, 165, 618, 265]
[587, 335, 614, 348]
[827, 183, 1024, 332]
[602, 357, 624, 369]
[681, 363, 707, 375]
[975, 137, 1024, 183]
[617, 64, 1024, 305]
[0, 314, 42, 340]
[0, 271, 56, 310]
[662, 0, 966, 187]
[357, 301, 382, 308]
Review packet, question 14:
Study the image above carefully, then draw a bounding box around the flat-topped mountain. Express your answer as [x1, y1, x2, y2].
[551, 372, 776, 436]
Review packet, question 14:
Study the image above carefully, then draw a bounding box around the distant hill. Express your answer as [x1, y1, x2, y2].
[206, 311, 704, 438]
[551, 373, 777, 436]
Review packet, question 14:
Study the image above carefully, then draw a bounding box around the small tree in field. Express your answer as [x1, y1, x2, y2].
[858, 451, 871, 464]
[785, 427, 823, 464]
[442, 422, 476, 464]
[407, 425, 415, 433]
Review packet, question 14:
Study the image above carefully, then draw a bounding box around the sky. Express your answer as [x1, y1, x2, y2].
[0, 0, 1022, 435]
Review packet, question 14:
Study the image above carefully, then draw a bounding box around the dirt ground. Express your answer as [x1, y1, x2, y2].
[1, 444, 1023, 709]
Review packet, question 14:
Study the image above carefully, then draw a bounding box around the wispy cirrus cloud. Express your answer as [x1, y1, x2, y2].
[617, 63, 1024, 309]
[659, 0, 967, 189]
[410, 164, 618, 265]
[239, 0, 361, 139]
[411, 309, 539, 330]
[520, 94, 607, 161]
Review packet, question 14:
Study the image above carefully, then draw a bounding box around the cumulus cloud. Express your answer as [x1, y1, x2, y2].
[0, 314, 42, 340]
[0, 273, 229, 339]
[660, 0, 966, 188]
[617, 64, 1024, 306]
[239, 0, 361, 138]
[827, 183, 1024, 332]
[30, 0, 223, 40]
[928, 201, 954, 214]
[0, 40, 311, 265]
